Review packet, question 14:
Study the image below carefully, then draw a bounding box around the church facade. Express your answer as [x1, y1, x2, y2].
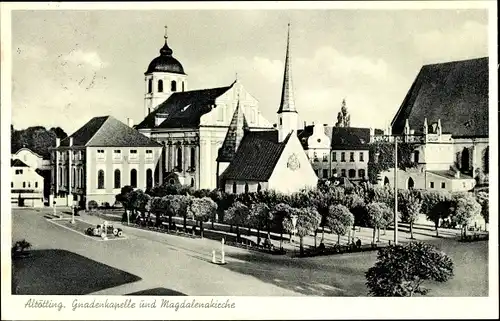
[217, 24, 318, 194]
[136, 28, 273, 190]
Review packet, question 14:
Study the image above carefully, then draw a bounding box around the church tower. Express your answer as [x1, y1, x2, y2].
[144, 26, 188, 116]
[277, 23, 298, 143]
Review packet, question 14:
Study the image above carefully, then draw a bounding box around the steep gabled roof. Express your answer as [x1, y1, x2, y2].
[391, 57, 488, 138]
[136, 83, 234, 129]
[217, 100, 249, 162]
[11, 159, 30, 167]
[221, 130, 290, 181]
[60, 116, 161, 147]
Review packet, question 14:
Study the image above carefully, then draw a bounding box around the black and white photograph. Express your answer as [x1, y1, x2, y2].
[1, 1, 498, 320]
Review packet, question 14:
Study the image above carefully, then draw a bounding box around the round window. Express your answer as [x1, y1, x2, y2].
[317, 138, 321, 143]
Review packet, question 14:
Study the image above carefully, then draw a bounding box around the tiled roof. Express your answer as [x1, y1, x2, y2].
[221, 130, 290, 181]
[11, 159, 29, 167]
[298, 125, 370, 150]
[391, 57, 488, 138]
[60, 116, 161, 148]
[331, 127, 370, 150]
[428, 170, 473, 180]
[136, 83, 234, 129]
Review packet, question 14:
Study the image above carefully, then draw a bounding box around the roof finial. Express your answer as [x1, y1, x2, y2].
[164, 25, 168, 40]
[159, 25, 173, 56]
[235, 71, 238, 82]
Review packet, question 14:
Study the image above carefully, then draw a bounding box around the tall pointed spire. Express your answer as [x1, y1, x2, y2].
[277, 23, 296, 114]
[217, 98, 248, 162]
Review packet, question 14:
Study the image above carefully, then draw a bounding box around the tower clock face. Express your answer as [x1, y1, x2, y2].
[287, 153, 300, 171]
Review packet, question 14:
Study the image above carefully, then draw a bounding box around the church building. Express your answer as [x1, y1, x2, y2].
[375, 57, 489, 192]
[135, 27, 273, 190]
[217, 24, 318, 194]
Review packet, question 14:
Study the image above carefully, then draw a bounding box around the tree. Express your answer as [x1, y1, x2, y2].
[270, 203, 293, 250]
[187, 197, 217, 238]
[366, 242, 454, 296]
[132, 189, 151, 221]
[398, 190, 422, 239]
[293, 207, 321, 256]
[224, 201, 250, 243]
[453, 193, 481, 238]
[422, 190, 452, 237]
[476, 192, 489, 231]
[169, 195, 192, 232]
[326, 204, 354, 244]
[366, 202, 390, 243]
[150, 196, 167, 227]
[345, 193, 367, 239]
[249, 203, 272, 245]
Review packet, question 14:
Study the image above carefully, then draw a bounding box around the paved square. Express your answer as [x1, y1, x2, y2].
[11, 208, 488, 296]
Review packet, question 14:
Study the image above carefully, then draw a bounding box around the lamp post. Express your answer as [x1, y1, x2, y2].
[393, 135, 398, 245]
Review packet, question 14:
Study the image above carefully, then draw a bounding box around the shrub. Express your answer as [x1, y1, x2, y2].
[88, 200, 98, 211]
[366, 242, 454, 296]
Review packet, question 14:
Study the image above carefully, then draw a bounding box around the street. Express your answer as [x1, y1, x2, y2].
[11, 208, 488, 296]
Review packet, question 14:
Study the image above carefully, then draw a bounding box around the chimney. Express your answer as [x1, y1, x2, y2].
[127, 118, 134, 128]
[69, 137, 73, 146]
[56, 138, 60, 147]
[369, 127, 375, 137]
[303, 121, 306, 128]
[437, 119, 442, 135]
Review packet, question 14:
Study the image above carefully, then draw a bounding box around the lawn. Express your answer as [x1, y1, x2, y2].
[11, 249, 142, 295]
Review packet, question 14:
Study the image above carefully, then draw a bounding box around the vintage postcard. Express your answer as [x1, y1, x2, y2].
[1, 1, 498, 320]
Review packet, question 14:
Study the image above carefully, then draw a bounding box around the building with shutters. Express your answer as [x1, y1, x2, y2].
[49, 116, 162, 208]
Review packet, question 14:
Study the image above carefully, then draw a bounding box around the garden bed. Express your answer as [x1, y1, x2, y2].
[127, 222, 200, 239]
[223, 240, 287, 255]
[296, 243, 387, 258]
[458, 233, 489, 243]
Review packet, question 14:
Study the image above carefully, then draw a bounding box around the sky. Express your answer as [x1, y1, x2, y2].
[10, 9, 489, 134]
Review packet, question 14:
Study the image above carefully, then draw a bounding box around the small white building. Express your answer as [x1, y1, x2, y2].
[12, 148, 51, 171]
[218, 24, 318, 194]
[11, 159, 44, 207]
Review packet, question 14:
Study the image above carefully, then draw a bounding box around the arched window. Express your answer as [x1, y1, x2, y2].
[130, 169, 137, 188]
[414, 151, 420, 163]
[97, 170, 105, 189]
[35, 182, 38, 188]
[72, 168, 76, 188]
[245, 183, 249, 193]
[154, 167, 160, 186]
[23, 182, 26, 188]
[148, 79, 153, 93]
[158, 79, 163, 92]
[190, 178, 195, 187]
[146, 168, 153, 190]
[358, 169, 366, 179]
[80, 168, 84, 188]
[348, 169, 356, 178]
[407, 177, 415, 189]
[232, 182, 237, 194]
[114, 169, 121, 189]
[182, 81, 185, 92]
[190, 147, 196, 168]
[171, 80, 177, 92]
[176, 147, 182, 170]
[257, 183, 262, 193]
[461, 147, 470, 173]
[384, 176, 390, 186]
[341, 169, 346, 177]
